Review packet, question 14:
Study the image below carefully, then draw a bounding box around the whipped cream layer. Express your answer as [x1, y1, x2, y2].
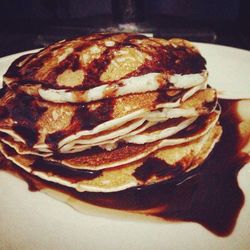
[38, 71, 208, 103]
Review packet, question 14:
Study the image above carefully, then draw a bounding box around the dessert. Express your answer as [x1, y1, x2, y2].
[0, 33, 222, 193]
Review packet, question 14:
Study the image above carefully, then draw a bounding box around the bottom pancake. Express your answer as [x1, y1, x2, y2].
[0, 123, 222, 192]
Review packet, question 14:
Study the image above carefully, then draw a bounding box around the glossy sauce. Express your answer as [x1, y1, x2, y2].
[0, 84, 7, 98]
[31, 157, 103, 182]
[0, 90, 47, 147]
[0, 99, 249, 237]
[133, 157, 182, 182]
[5, 92, 47, 147]
[74, 99, 115, 130]
[156, 88, 189, 104]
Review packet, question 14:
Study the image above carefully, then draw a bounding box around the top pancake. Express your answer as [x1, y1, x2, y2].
[3, 33, 207, 103]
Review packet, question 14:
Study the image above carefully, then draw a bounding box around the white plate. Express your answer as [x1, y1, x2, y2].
[195, 43, 250, 99]
[0, 44, 250, 250]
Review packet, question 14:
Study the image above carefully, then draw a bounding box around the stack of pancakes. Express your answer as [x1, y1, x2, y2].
[0, 33, 222, 192]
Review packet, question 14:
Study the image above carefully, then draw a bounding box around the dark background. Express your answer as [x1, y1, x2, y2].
[0, 0, 249, 57]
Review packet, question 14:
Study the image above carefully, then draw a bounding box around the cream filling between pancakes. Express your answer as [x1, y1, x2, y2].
[38, 71, 208, 104]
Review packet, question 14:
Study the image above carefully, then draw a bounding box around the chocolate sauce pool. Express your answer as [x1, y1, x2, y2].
[1, 99, 249, 237]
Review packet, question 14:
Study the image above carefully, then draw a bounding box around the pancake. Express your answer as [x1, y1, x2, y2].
[3, 34, 207, 103]
[0, 33, 222, 196]
[0, 123, 222, 192]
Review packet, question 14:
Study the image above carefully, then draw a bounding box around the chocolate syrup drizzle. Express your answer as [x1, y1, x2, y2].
[31, 157, 102, 182]
[0, 84, 7, 98]
[2, 92, 48, 147]
[133, 157, 182, 182]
